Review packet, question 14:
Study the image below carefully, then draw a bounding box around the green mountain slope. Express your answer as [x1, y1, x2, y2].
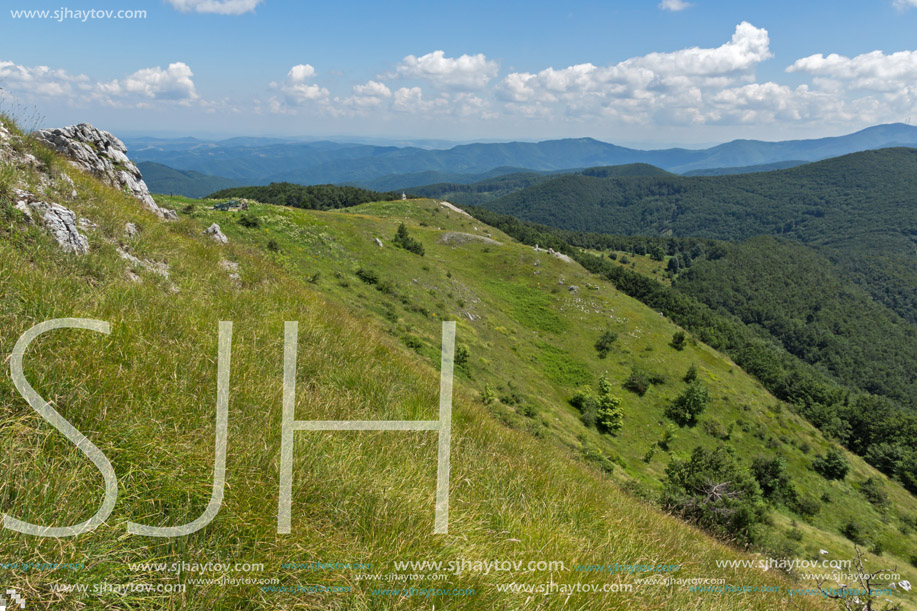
[138, 161, 241, 198]
[485, 148, 917, 328]
[151, 193, 917, 608]
[0, 119, 854, 610]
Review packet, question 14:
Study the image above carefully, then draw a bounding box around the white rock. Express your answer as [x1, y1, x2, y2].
[205, 223, 228, 244]
[124, 222, 139, 238]
[33, 123, 178, 220]
[14, 189, 88, 254]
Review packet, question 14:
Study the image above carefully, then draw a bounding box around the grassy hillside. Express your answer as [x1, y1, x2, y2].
[0, 119, 856, 610]
[149, 192, 917, 607]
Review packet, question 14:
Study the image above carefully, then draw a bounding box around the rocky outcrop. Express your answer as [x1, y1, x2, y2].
[33, 123, 177, 221]
[13, 189, 89, 255]
[204, 223, 228, 244]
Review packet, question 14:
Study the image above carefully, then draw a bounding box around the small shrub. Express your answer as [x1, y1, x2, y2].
[841, 521, 865, 544]
[481, 383, 496, 406]
[356, 268, 379, 285]
[665, 381, 711, 426]
[703, 418, 729, 440]
[812, 449, 849, 481]
[267, 239, 280, 252]
[623, 367, 650, 396]
[454, 345, 470, 368]
[662, 445, 766, 546]
[750, 456, 797, 506]
[594, 329, 618, 359]
[684, 364, 698, 383]
[794, 495, 820, 518]
[570, 375, 623, 434]
[658, 423, 678, 451]
[859, 477, 889, 508]
[670, 331, 686, 350]
[393, 223, 424, 256]
[238, 213, 260, 228]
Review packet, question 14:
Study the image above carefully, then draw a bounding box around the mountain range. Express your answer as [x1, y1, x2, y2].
[129, 123, 917, 196]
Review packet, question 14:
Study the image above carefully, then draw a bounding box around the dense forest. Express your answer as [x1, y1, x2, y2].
[464, 205, 917, 496]
[483, 148, 917, 326]
[409, 163, 671, 207]
[208, 182, 401, 210]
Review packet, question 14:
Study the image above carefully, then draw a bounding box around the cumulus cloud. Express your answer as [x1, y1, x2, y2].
[0, 60, 200, 107]
[394, 50, 499, 90]
[272, 64, 330, 105]
[0, 61, 90, 97]
[787, 50, 917, 91]
[659, 0, 692, 11]
[99, 62, 198, 102]
[166, 0, 264, 15]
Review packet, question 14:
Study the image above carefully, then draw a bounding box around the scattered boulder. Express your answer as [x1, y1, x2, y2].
[374, 237, 384, 248]
[33, 123, 178, 221]
[13, 189, 89, 255]
[124, 222, 139, 238]
[205, 223, 228, 244]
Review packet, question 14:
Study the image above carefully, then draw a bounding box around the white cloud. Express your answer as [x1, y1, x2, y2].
[166, 0, 264, 15]
[0, 60, 200, 107]
[99, 62, 198, 102]
[0, 61, 90, 97]
[659, 0, 692, 11]
[495, 21, 773, 124]
[273, 64, 330, 105]
[894, 0, 917, 10]
[395, 50, 499, 90]
[787, 50, 917, 92]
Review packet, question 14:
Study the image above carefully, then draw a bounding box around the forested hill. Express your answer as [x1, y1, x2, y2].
[486, 147, 917, 244]
[408, 163, 671, 207]
[484, 147, 917, 324]
[208, 182, 401, 210]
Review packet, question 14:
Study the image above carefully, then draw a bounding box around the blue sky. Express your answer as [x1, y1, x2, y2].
[2, 0, 917, 146]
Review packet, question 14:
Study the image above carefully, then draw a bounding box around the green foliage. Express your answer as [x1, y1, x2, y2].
[750, 456, 797, 506]
[841, 520, 866, 544]
[393, 222, 425, 256]
[671, 330, 686, 350]
[684, 364, 698, 383]
[238, 213, 260, 228]
[355, 267, 379, 285]
[859, 477, 889, 509]
[454, 344, 470, 368]
[662, 445, 766, 546]
[480, 383, 496, 406]
[623, 366, 651, 396]
[812, 448, 850, 481]
[570, 375, 623, 434]
[209, 182, 400, 210]
[594, 329, 618, 358]
[595, 374, 623, 433]
[665, 381, 711, 426]
[793, 495, 820, 519]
